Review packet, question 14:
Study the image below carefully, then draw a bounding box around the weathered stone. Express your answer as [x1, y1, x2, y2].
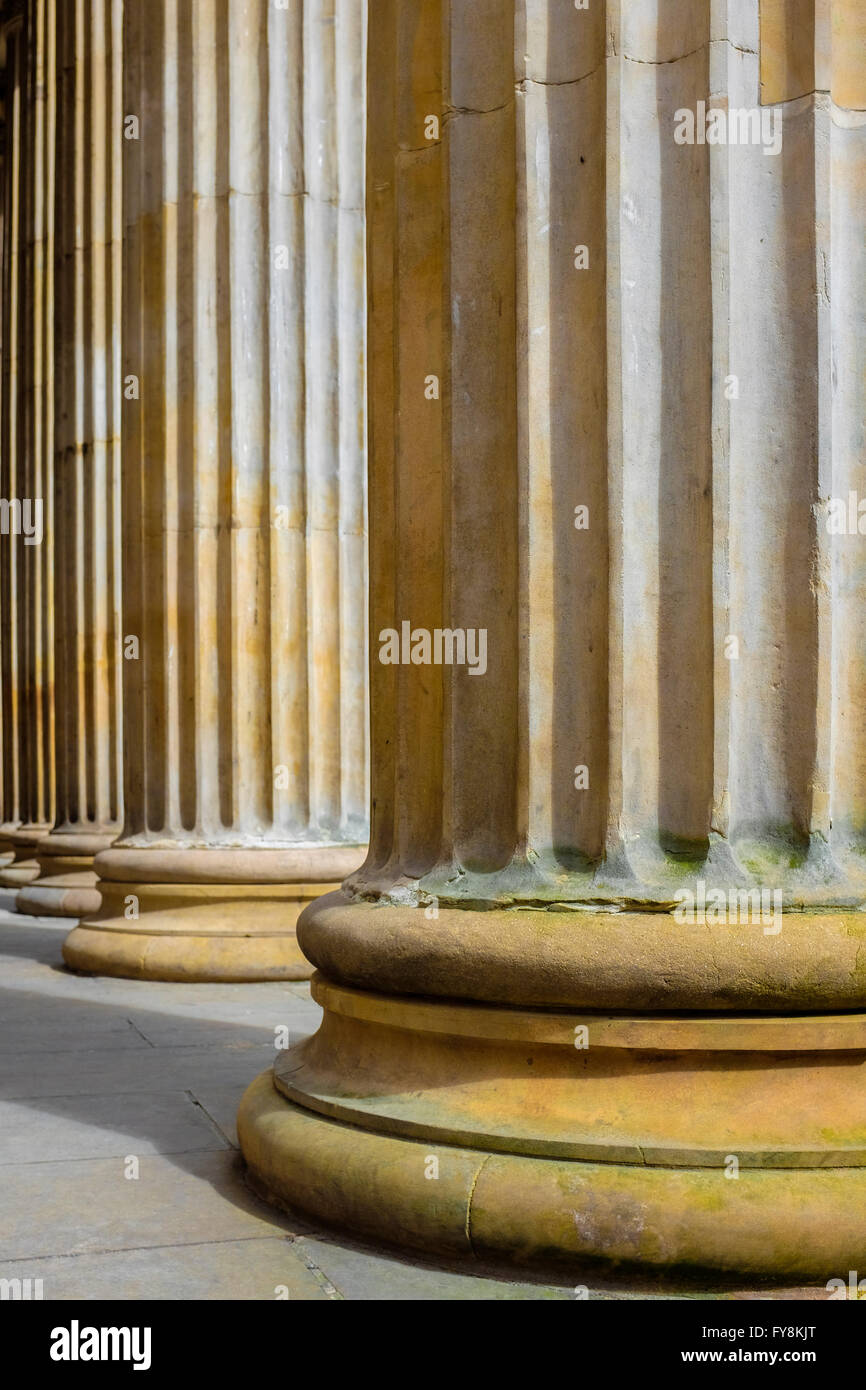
[63, 0, 369, 980]
[240, 0, 866, 1275]
[18, 0, 124, 920]
[760, 0, 865, 109]
[0, 0, 55, 892]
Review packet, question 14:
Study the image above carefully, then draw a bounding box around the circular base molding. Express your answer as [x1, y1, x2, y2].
[62, 844, 366, 981]
[62, 880, 337, 981]
[239, 1070, 866, 1278]
[237, 970, 866, 1276]
[0, 825, 52, 888]
[299, 891, 866, 1011]
[17, 876, 102, 918]
[16, 832, 117, 918]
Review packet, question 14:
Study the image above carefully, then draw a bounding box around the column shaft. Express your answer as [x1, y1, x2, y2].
[18, 0, 124, 918]
[0, 0, 55, 888]
[0, 14, 25, 869]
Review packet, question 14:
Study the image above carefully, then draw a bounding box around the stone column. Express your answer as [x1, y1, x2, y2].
[63, 0, 368, 981]
[0, 0, 55, 889]
[0, 98, 7, 874]
[0, 12, 25, 872]
[240, 1, 866, 1277]
[0, 91, 8, 872]
[18, 0, 124, 918]
[0, 110, 6, 876]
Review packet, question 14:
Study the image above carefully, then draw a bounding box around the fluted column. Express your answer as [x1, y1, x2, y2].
[0, 12, 25, 872]
[18, 0, 124, 918]
[64, 0, 368, 981]
[0, 0, 55, 888]
[0, 100, 6, 875]
[240, 0, 866, 1276]
[0, 98, 7, 874]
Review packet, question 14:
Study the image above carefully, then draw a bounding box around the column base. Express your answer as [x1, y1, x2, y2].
[16, 832, 117, 918]
[238, 911, 866, 1276]
[62, 845, 366, 982]
[239, 1068, 866, 1279]
[0, 825, 52, 887]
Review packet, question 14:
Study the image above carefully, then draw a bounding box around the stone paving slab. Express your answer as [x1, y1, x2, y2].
[0, 1151, 302, 1261]
[0, 1018, 154, 1054]
[0, 1237, 331, 1301]
[186, 1086, 252, 1148]
[290, 1233, 831, 1302]
[295, 1236, 574, 1300]
[0, 1091, 230, 1164]
[124, 1013, 318, 1051]
[0, 920, 70, 965]
[0, 1043, 279, 1101]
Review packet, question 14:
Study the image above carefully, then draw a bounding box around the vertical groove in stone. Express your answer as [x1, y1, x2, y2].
[120, 0, 145, 835]
[161, 0, 184, 836]
[16, 0, 55, 834]
[828, 106, 866, 858]
[194, 0, 226, 839]
[616, 3, 713, 874]
[759, 0, 816, 105]
[363, 0, 397, 878]
[811, 60, 833, 855]
[228, 0, 269, 836]
[350, 0, 443, 881]
[761, 0, 866, 110]
[304, 0, 341, 833]
[335, 0, 368, 834]
[392, 0, 444, 878]
[602, 0, 625, 879]
[51, 0, 123, 836]
[447, 0, 518, 874]
[831, 0, 866, 111]
[707, 0, 733, 857]
[267, 0, 308, 834]
[518, 2, 609, 874]
[0, 84, 4, 840]
[0, 18, 23, 835]
[52, 0, 75, 831]
[120, 0, 368, 851]
[727, 7, 820, 870]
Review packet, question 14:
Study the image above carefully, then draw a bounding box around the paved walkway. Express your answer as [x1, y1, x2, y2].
[0, 900, 834, 1301]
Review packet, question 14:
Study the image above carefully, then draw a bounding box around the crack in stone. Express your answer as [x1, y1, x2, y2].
[623, 43, 707, 67]
[517, 64, 605, 89]
[442, 99, 513, 123]
[465, 1152, 492, 1255]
